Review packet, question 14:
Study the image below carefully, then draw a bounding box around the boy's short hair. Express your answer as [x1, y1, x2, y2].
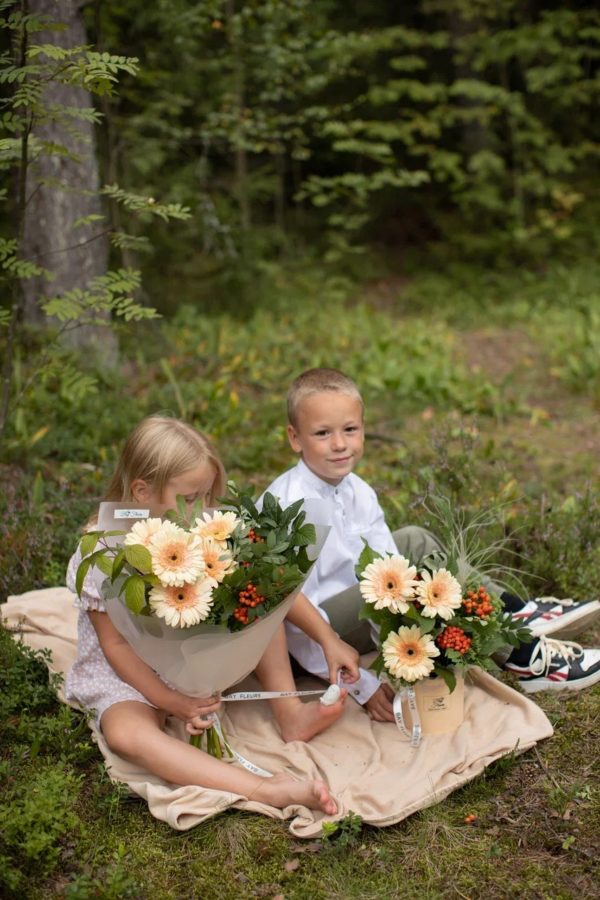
[287, 368, 363, 427]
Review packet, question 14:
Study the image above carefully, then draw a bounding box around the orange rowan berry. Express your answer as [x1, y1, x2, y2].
[436, 625, 472, 655]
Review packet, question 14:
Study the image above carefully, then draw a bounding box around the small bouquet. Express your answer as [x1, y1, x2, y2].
[357, 543, 527, 694]
[76, 487, 324, 755]
[356, 499, 531, 742]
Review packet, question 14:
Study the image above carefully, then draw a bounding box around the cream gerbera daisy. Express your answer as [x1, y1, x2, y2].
[191, 510, 240, 544]
[149, 578, 214, 627]
[382, 625, 440, 683]
[148, 521, 205, 586]
[198, 536, 236, 584]
[359, 555, 418, 613]
[123, 518, 163, 548]
[415, 568, 463, 620]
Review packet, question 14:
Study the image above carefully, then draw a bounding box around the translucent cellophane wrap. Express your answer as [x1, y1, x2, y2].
[103, 522, 330, 697]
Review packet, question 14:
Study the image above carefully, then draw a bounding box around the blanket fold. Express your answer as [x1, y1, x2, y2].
[2, 587, 553, 837]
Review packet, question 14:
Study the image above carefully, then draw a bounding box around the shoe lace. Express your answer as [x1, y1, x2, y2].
[534, 596, 576, 607]
[529, 636, 584, 676]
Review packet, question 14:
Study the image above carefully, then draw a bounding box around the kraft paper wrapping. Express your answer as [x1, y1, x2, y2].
[415, 672, 465, 736]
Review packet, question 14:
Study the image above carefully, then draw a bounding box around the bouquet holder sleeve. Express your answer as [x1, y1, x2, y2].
[397, 670, 465, 737]
[103, 523, 330, 698]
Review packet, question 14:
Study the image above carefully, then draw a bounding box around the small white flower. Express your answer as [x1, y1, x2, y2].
[149, 578, 214, 627]
[123, 518, 163, 548]
[382, 625, 440, 683]
[416, 568, 463, 620]
[191, 510, 240, 544]
[197, 536, 236, 584]
[149, 521, 205, 586]
[360, 555, 418, 613]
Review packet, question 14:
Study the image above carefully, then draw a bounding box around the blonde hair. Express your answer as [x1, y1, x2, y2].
[287, 368, 363, 428]
[103, 416, 226, 506]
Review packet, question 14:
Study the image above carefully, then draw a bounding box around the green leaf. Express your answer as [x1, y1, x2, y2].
[79, 531, 101, 558]
[356, 540, 381, 577]
[433, 666, 456, 692]
[75, 555, 92, 598]
[123, 544, 152, 574]
[94, 554, 114, 577]
[111, 548, 126, 580]
[293, 523, 317, 547]
[123, 575, 147, 614]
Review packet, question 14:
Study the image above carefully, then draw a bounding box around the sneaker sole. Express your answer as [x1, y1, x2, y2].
[527, 600, 600, 640]
[519, 668, 600, 693]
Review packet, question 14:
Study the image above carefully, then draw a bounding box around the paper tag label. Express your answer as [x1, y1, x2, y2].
[114, 508, 150, 519]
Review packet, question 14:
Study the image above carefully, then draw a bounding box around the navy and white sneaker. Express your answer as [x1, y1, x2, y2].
[506, 636, 600, 693]
[509, 597, 600, 640]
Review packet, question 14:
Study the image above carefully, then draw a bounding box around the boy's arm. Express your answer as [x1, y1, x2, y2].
[89, 611, 221, 722]
[287, 592, 360, 684]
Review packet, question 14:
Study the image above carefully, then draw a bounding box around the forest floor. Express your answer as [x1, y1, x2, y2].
[1, 258, 599, 899]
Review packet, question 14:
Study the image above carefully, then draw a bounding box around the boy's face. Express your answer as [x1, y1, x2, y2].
[287, 391, 364, 485]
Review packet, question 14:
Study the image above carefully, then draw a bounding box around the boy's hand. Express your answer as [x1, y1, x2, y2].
[167, 690, 222, 723]
[365, 683, 395, 723]
[322, 635, 360, 684]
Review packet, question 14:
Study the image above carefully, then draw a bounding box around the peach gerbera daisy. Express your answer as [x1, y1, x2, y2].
[415, 568, 463, 620]
[382, 625, 440, 683]
[191, 510, 240, 544]
[359, 554, 418, 613]
[148, 521, 205, 586]
[123, 518, 163, 548]
[149, 578, 214, 627]
[198, 536, 236, 584]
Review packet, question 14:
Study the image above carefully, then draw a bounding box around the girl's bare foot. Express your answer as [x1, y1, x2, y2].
[276, 691, 347, 742]
[251, 773, 337, 815]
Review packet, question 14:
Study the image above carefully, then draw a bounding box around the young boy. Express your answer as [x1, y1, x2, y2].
[264, 368, 600, 722]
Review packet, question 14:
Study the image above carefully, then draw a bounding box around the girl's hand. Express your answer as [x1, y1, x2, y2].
[321, 635, 360, 684]
[185, 714, 217, 736]
[167, 690, 222, 723]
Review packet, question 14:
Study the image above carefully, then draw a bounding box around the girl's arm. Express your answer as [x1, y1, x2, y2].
[287, 592, 360, 684]
[89, 611, 221, 722]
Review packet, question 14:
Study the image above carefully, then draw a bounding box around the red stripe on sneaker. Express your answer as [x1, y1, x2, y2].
[548, 672, 568, 681]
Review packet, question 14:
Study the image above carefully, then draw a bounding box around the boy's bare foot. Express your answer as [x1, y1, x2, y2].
[276, 691, 347, 743]
[251, 773, 337, 815]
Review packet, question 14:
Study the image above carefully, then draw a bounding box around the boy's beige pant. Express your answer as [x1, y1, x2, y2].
[320, 526, 511, 659]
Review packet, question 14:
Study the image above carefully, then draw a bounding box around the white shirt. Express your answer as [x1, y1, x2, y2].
[263, 459, 397, 704]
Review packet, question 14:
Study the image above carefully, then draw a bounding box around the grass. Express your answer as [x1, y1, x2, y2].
[1, 256, 599, 898]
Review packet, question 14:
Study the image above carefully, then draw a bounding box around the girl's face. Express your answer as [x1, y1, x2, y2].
[133, 461, 217, 515]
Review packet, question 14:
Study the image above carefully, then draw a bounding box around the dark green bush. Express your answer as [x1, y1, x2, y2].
[0, 763, 83, 893]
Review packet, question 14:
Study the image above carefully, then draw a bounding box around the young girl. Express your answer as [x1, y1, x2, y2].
[66, 416, 359, 815]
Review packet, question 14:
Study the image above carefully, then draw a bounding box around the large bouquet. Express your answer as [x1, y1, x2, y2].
[75, 487, 325, 701]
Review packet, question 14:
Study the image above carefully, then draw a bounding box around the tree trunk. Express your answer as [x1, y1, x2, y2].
[227, 0, 251, 231]
[448, 10, 492, 157]
[22, 0, 116, 360]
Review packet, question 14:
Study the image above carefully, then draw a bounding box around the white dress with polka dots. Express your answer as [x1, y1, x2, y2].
[65, 547, 158, 726]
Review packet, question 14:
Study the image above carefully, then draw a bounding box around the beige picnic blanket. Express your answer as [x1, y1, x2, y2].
[2, 587, 553, 837]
